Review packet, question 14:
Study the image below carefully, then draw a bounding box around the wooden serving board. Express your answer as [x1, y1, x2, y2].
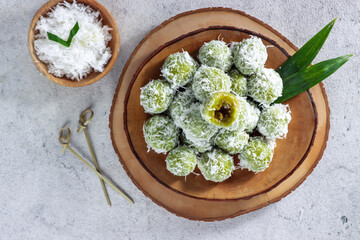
[109, 8, 330, 221]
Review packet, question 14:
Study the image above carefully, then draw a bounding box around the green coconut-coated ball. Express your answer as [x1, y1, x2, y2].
[229, 68, 247, 97]
[168, 88, 197, 126]
[233, 36, 268, 75]
[166, 146, 197, 176]
[161, 51, 199, 88]
[257, 104, 291, 139]
[247, 68, 283, 105]
[198, 148, 234, 182]
[201, 92, 240, 128]
[213, 127, 249, 155]
[244, 101, 261, 133]
[140, 79, 174, 114]
[239, 137, 274, 173]
[229, 96, 250, 131]
[198, 40, 233, 72]
[180, 102, 219, 142]
[192, 65, 231, 102]
[143, 115, 179, 154]
[181, 132, 213, 153]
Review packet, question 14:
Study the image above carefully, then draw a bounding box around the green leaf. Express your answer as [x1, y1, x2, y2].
[275, 54, 353, 103]
[66, 21, 79, 45]
[47, 21, 79, 47]
[277, 19, 336, 78]
[47, 32, 70, 47]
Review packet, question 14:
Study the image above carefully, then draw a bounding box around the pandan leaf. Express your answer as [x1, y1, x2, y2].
[47, 32, 70, 47]
[277, 19, 336, 78]
[47, 21, 79, 47]
[275, 54, 352, 103]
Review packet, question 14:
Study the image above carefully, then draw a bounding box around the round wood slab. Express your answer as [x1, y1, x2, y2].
[109, 8, 330, 221]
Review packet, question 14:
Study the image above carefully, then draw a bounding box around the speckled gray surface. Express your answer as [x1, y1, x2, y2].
[0, 0, 359, 239]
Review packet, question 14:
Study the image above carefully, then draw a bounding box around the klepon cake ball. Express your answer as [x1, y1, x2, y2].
[229, 67, 247, 97]
[192, 65, 231, 102]
[198, 40, 233, 72]
[140, 79, 174, 114]
[180, 103, 219, 142]
[198, 148, 234, 182]
[181, 132, 213, 153]
[247, 68, 283, 105]
[168, 88, 197, 126]
[244, 100, 261, 133]
[233, 36, 267, 75]
[257, 104, 291, 139]
[201, 92, 240, 128]
[213, 127, 249, 155]
[161, 51, 198, 88]
[239, 137, 274, 173]
[143, 115, 179, 154]
[166, 146, 197, 177]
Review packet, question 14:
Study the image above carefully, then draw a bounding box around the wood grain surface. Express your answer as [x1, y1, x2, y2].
[109, 8, 330, 221]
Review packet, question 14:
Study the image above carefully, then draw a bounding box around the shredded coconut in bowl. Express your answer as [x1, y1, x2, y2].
[34, 1, 112, 81]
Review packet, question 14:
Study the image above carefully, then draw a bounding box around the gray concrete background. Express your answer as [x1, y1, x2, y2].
[0, 0, 359, 239]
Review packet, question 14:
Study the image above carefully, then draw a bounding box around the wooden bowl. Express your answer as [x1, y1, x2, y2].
[28, 0, 120, 87]
[110, 8, 330, 221]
